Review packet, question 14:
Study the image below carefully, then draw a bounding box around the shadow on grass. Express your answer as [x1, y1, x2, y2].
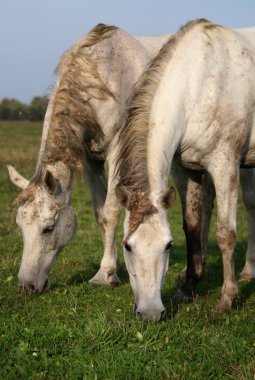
[50, 238, 254, 320]
[163, 239, 255, 318]
[66, 260, 129, 287]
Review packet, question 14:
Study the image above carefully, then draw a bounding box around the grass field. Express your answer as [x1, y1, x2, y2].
[1, 121, 255, 379]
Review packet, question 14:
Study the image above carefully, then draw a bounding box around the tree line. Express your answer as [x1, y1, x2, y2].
[0, 97, 48, 121]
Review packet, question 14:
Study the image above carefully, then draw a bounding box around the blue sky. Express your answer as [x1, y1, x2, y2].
[1, 0, 255, 103]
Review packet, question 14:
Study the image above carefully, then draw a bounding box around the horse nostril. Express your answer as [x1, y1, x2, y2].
[136, 311, 143, 319]
[20, 282, 36, 293]
[27, 283, 36, 293]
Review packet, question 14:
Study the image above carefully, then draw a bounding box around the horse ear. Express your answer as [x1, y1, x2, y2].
[44, 162, 71, 194]
[44, 170, 60, 195]
[7, 165, 29, 190]
[116, 184, 131, 208]
[161, 187, 176, 209]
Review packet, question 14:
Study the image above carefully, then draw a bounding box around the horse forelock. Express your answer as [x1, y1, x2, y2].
[123, 190, 158, 244]
[40, 23, 118, 175]
[16, 182, 39, 205]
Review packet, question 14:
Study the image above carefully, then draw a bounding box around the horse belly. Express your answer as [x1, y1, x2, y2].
[174, 149, 205, 171]
[241, 124, 255, 167]
[241, 146, 255, 168]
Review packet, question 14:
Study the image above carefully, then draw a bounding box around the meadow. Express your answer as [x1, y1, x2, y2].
[1, 121, 255, 379]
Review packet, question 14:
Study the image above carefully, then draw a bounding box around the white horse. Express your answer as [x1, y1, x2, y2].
[7, 22, 255, 312]
[116, 19, 255, 321]
[7, 24, 171, 292]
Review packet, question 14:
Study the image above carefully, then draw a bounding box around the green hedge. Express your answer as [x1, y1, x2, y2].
[0, 96, 48, 121]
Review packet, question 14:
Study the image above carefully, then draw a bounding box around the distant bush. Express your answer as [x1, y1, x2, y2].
[0, 96, 48, 121]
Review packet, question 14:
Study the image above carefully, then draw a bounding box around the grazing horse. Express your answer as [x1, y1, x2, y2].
[7, 22, 255, 312]
[7, 24, 171, 293]
[116, 19, 255, 320]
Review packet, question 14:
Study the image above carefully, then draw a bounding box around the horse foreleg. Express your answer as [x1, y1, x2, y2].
[84, 160, 120, 287]
[201, 172, 215, 258]
[86, 159, 120, 286]
[90, 182, 121, 287]
[240, 168, 255, 281]
[171, 165, 205, 300]
[208, 157, 239, 312]
[177, 171, 215, 280]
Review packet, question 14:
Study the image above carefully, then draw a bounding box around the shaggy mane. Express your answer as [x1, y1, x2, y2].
[17, 24, 118, 204]
[38, 23, 118, 178]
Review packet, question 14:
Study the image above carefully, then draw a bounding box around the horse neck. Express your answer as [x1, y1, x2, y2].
[92, 30, 156, 135]
[146, 66, 186, 199]
[145, 26, 210, 199]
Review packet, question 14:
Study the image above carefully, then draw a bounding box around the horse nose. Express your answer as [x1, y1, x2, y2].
[18, 271, 49, 293]
[136, 307, 166, 322]
[18, 274, 39, 293]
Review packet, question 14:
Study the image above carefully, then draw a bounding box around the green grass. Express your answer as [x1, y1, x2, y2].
[1, 121, 255, 379]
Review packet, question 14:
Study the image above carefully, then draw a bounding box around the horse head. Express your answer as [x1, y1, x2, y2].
[7, 161, 77, 293]
[116, 185, 176, 321]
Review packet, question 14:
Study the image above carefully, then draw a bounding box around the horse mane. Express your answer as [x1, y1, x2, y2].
[116, 19, 216, 195]
[39, 23, 118, 177]
[17, 24, 118, 204]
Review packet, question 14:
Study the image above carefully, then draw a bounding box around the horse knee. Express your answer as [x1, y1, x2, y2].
[183, 219, 200, 239]
[193, 254, 205, 279]
[216, 226, 236, 252]
[102, 206, 120, 227]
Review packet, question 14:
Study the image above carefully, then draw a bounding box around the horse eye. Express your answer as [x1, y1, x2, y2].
[43, 225, 55, 234]
[165, 241, 173, 251]
[124, 242, 132, 252]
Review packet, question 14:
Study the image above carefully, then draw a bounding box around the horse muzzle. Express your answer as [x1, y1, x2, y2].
[134, 303, 166, 322]
[18, 273, 49, 294]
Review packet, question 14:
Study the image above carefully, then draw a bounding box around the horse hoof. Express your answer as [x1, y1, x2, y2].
[216, 298, 232, 314]
[239, 272, 255, 282]
[89, 270, 121, 287]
